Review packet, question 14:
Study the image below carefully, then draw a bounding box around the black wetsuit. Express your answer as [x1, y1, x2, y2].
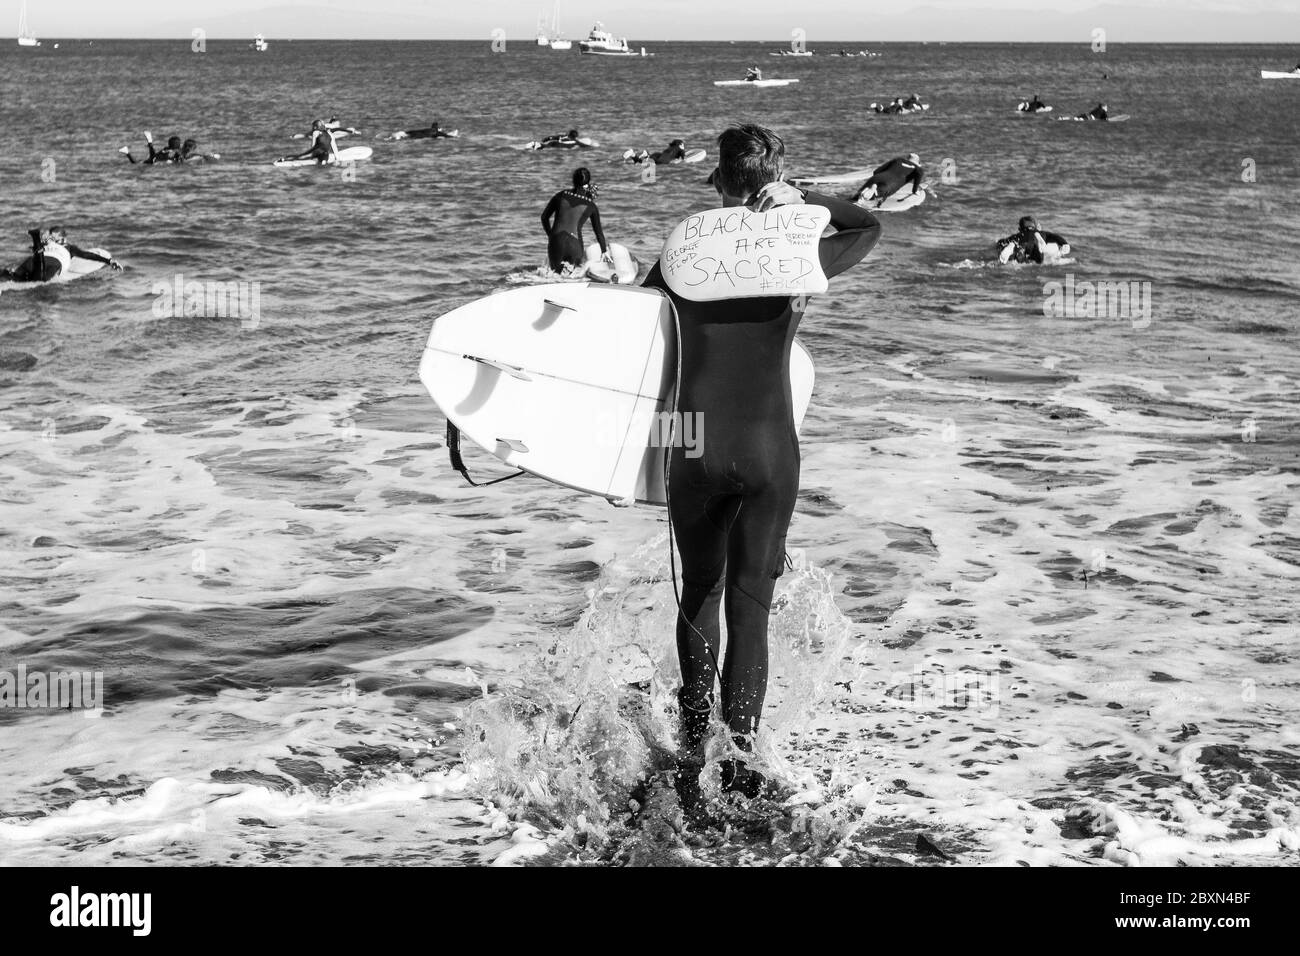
[308, 129, 337, 161]
[859, 157, 923, 201]
[998, 228, 1069, 264]
[404, 124, 451, 140]
[641, 190, 881, 737]
[651, 143, 687, 165]
[540, 188, 607, 272]
[124, 142, 182, 165]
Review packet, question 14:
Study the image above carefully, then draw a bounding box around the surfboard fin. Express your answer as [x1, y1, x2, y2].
[464, 354, 532, 381]
[542, 298, 578, 312]
[496, 438, 529, 454]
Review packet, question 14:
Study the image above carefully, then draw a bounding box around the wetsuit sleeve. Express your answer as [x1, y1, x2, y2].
[589, 203, 609, 253]
[801, 189, 882, 279]
[641, 261, 666, 291]
[541, 195, 559, 235]
[65, 244, 111, 264]
[907, 165, 924, 194]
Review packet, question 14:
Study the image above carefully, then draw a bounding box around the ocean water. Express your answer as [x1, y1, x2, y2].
[1, 39, 1298, 867]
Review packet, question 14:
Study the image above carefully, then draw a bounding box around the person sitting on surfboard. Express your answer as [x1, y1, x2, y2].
[641, 124, 882, 814]
[540, 167, 611, 276]
[996, 216, 1070, 264]
[853, 153, 924, 204]
[745, 66, 763, 81]
[1020, 94, 1048, 112]
[1, 227, 120, 282]
[120, 133, 185, 165]
[281, 120, 342, 164]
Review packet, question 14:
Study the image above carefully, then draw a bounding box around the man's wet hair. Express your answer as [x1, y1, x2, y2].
[1019, 216, 1038, 231]
[715, 124, 785, 199]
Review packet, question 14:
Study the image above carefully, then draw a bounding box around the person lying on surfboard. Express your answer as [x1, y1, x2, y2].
[627, 139, 689, 165]
[996, 216, 1070, 264]
[1076, 102, 1110, 121]
[853, 153, 924, 204]
[537, 129, 590, 150]
[281, 120, 342, 164]
[119, 133, 185, 165]
[1, 227, 120, 282]
[640, 124, 882, 817]
[901, 92, 925, 110]
[540, 167, 611, 276]
[401, 120, 454, 140]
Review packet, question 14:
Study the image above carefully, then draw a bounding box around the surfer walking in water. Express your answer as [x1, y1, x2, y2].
[540, 167, 611, 276]
[641, 125, 881, 815]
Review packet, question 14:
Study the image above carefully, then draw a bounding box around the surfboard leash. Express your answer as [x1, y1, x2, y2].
[445, 422, 528, 487]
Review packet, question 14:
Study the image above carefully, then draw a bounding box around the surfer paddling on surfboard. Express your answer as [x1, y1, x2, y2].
[642, 124, 881, 815]
[996, 216, 1071, 264]
[541, 167, 612, 277]
[853, 153, 924, 204]
[1, 227, 120, 282]
[119, 132, 186, 165]
[627, 138, 690, 165]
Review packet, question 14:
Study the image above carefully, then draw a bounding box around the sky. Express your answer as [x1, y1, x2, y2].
[8, 0, 1300, 42]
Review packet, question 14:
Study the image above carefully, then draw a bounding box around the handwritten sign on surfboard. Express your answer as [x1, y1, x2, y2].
[659, 204, 830, 301]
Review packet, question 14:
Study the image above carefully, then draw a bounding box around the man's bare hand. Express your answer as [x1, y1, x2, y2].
[751, 181, 804, 211]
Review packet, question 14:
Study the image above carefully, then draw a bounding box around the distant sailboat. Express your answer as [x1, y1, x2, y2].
[253, 33, 269, 52]
[548, 2, 571, 50]
[18, 0, 40, 47]
[535, 12, 550, 45]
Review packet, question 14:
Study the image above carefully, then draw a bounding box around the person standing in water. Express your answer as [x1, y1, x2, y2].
[641, 125, 881, 810]
[540, 167, 611, 276]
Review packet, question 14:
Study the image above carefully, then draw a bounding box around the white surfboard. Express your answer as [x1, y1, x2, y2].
[789, 168, 876, 187]
[584, 243, 639, 284]
[714, 79, 799, 87]
[1261, 70, 1300, 79]
[858, 184, 930, 212]
[419, 283, 815, 505]
[273, 145, 373, 167]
